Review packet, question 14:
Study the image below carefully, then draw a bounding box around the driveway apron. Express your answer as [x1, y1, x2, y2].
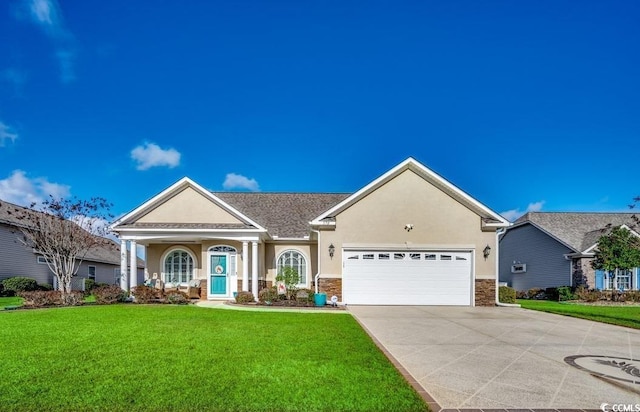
[348, 306, 640, 410]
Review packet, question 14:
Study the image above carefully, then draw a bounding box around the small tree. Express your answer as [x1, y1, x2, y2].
[591, 226, 640, 290]
[275, 266, 300, 300]
[7, 197, 114, 304]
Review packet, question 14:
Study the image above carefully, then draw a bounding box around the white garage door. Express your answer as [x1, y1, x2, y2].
[343, 250, 472, 305]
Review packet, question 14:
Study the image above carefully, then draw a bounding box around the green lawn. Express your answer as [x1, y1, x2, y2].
[0, 296, 23, 309]
[518, 299, 640, 329]
[0, 305, 428, 412]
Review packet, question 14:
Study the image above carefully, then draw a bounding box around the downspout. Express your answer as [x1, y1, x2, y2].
[311, 229, 321, 294]
[495, 227, 520, 307]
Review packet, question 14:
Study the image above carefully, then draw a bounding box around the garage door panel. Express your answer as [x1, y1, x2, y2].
[343, 250, 472, 305]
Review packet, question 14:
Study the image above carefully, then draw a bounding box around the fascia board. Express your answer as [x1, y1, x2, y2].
[311, 157, 509, 226]
[110, 177, 266, 231]
[580, 224, 640, 254]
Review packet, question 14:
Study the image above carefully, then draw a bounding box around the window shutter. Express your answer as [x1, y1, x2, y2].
[595, 270, 604, 290]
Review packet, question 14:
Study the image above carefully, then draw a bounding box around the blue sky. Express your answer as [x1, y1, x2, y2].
[1, 0, 638, 222]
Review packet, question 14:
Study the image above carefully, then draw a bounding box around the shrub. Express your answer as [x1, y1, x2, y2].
[38, 283, 54, 291]
[527, 288, 545, 300]
[624, 290, 640, 303]
[545, 287, 559, 301]
[575, 286, 603, 302]
[2, 277, 39, 293]
[19, 291, 62, 307]
[557, 286, 574, 301]
[93, 285, 127, 304]
[0, 283, 13, 297]
[165, 291, 189, 304]
[132, 285, 159, 303]
[235, 291, 255, 304]
[515, 290, 528, 299]
[295, 288, 315, 305]
[258, 287, 279, 304]
[84, 279, 96, 293]
[498, 286, 516, 304]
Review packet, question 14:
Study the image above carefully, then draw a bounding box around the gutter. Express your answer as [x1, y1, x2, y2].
[310, 229, 321, 294]
[494, 227, 521, 307]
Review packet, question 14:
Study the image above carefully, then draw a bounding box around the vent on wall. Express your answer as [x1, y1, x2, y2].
[511, 263, 527, 274]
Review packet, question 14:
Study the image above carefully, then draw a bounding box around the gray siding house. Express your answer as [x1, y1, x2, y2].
[499, 212, 640, 292]
[0, 200, 143, 288]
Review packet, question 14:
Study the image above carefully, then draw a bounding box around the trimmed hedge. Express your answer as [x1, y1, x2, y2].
[93, 285, 127, 304]
[2, 277, 39, 293]
[235, 291, 255, 304]
[18, 291, 84, 307]
[498, 286, 516, 304]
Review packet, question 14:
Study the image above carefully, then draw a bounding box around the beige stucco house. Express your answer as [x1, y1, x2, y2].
[111, 158, 509, 306]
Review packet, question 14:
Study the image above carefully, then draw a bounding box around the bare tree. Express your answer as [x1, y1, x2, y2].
[6, 197, 113, 302]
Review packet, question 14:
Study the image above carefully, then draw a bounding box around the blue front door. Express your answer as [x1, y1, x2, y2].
[210, 254, 227, 295]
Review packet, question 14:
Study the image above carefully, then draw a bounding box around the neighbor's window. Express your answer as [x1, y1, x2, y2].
[277, 250, 307, 285]
[617, 270, 632, 290]
[88, 265, 96, 280]
[164, 249, 194, 284]
[37, 256, 48, 264]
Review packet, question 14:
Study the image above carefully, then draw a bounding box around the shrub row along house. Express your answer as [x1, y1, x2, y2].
[499, 212, 640, 292]
[0, 200, 143, 289]
[111, 158, 510, 306]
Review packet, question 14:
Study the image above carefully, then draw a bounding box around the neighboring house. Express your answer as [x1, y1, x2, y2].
[111, 157, 510, 306]
[0, 200, 144, 288]
[499, 212, 640, 292]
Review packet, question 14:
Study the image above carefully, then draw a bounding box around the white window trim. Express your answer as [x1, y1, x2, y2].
[88, 265, 96, 280]
[276, 249, 309, 287]
[161, 248, 197, 286]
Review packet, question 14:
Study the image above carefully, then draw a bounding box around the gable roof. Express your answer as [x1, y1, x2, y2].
[111, 177, 267, 232]
[513, 212, 638, 253]
[212, 192, 350, 238]
[310, 157, 510, 228]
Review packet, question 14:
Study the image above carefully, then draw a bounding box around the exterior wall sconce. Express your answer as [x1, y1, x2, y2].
[328, 243, 335, 259]
[483, 245, 491, 260]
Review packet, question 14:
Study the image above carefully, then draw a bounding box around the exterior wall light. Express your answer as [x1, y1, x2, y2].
[483, 245, 491, 260]
[328, 243, 335, 259]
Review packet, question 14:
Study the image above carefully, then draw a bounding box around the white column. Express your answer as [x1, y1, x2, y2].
[120, 240, 128, 291]
[251, 241, 258, 299]
[129, 240, 137, 291]
[242, 241, 249, 291]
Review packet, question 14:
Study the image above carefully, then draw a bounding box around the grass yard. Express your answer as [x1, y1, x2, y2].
[518, 299, 640, 329]
[0, 305, 428, 412]
[0, 296, 23, 309]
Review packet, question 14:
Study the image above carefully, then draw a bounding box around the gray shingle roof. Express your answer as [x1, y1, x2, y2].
[0, 199, 140, 267]
[514, 212, 638, 252]
[212, 192, 351, 238]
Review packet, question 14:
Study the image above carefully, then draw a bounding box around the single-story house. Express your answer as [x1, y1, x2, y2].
[0, 199, 144, 289]
[499, 212, 640, 291]
[111, 157, 510, 306]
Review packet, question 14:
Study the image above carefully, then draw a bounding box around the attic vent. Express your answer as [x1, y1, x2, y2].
[511, 264, 527, 274]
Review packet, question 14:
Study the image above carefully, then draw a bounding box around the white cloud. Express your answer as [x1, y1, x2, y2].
[501, 201, 545, 222]
[131, 142, 181, 170]
[0, 170, 70, 206]
[223, 173, 260, 191]
[0, 121, 18, 146]
[23, 0, 77, 83]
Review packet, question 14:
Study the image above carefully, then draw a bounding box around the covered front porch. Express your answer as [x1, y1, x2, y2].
[118, 232, 267, 300]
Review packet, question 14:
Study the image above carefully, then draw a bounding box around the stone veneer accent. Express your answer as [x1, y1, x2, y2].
[199, 278, 208, 300]
[573, 257, 596, 289]
[475, 279, 495, 306]
[318, 278, 342, 301]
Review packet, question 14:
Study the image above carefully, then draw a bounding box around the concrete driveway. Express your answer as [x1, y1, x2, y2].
[348, 306, 640, 411]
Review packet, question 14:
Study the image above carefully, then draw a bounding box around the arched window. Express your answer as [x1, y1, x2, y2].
[276, 250, 307, 285]
[163, 249, 194, 284]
